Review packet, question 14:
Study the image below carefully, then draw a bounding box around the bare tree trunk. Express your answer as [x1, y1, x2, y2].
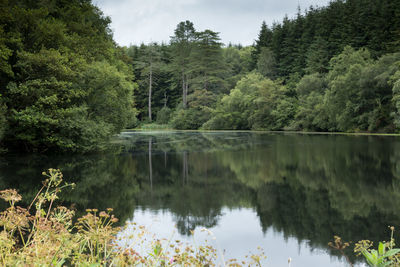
[164, 91, 168, 108]
[148, 62, 153, 121]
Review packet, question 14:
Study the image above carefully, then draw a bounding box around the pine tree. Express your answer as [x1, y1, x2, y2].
[188, 30, 226, 94]
[251, 21, 273, 69]
[170, 21, 196, 109]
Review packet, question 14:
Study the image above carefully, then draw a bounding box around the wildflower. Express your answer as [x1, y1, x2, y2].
[0, 189, 22, 204]
[99, 211, 109, 218]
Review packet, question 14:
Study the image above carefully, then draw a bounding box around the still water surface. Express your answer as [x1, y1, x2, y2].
[1, 131, 400, 266]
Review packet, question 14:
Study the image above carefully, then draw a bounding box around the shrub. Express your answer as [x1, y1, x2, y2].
[156, 106, 172, 125]
[170, 107, 213, 130]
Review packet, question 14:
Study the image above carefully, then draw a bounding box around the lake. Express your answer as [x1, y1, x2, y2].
[1, 131, 400, 266]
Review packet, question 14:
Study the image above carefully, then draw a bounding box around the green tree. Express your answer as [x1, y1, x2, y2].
[392, 73, 400, 130]
[305, 37, 330, 74]
[296, 73, 326, 96]
[0, 96, 6, 142]
[204, 73, 296, 131]
[170, 21, 196, 109]
[189, 30, 226, 94]
[203, 73, 260, 130]
[79, 61, 135, 134]
[222, 45, 253, 90]
[250, 77, 296, 130]
[0, 0, 137, 152]
[294, 92, 329, 131]
[170, 89, 217, 130]
[156, 106, 172, 124]
[325, 47, 372, 131]
[257, 47, 276, 79]
[252, 21, 273, 69]
[321, 47, 400, 132]
[293, 73, 329, 131]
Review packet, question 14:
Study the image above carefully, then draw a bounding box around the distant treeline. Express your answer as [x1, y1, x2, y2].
[1, 0, 400, 152]
[128, 0, 400, 133]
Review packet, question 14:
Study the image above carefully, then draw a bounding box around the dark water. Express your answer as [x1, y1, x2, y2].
[1, 131, 400, 266]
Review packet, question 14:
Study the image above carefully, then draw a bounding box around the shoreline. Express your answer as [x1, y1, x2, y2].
[124, 128, 400, 137]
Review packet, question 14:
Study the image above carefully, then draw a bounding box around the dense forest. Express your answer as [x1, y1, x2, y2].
[0, 0, 138, 152]
[129, 0, 400, 133]
[1, 0, 400, 152]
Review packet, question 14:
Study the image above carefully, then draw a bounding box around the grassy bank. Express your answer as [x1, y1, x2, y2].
[125, 124, 400, 137]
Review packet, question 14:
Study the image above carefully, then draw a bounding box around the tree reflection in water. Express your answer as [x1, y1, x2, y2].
[1, 131, 400, 263]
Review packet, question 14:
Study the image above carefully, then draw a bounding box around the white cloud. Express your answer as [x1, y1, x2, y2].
[94, 0, 331, 47]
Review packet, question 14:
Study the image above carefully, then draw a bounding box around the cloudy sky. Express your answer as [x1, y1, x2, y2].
[93, 0, 331, 47]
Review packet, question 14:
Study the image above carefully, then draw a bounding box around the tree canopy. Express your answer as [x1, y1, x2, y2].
[2, 0, 400, 153]
[127, 0, 400, 133]
[0, 0, 137, 152]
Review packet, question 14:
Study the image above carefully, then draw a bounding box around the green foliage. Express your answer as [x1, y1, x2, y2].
[392, 74, 400, 130]
[189, 30, 227, 93]
[257, 47, 276, 79]
[222, 45, 254, 90]
[4, 49, 135, 152]
[203, 73, 259, 130]
[5, 0, 397, 140]
[361, 242, 400, 267]
[324, 47, 400, 132]
[305, 37, 330, 74]
[291, 47, 400, 133]
[0, 0, 137, 152]
[125, 109, 140, 129]
[80, 61, 135, 133]
[0, 26, 13, 78]
[156, 106, 172, 125]
[170, 108, 200, 130]
[0, 97, 6, 142]
[354, 228, 400, 267]
[252, 21, 273, 69]
[250, 78, 295, 130]
[171, 89, 216, 130]
[128, 1, 400, 134]
[296, 73, 326, 97]
[294, 91, 329, 131]
[202, 88, 253, 130]
[254, 0, 400, 80]
[203, 73, 296, 131]
[293, 74, 329, 131]
[170, 21, 196, 109]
